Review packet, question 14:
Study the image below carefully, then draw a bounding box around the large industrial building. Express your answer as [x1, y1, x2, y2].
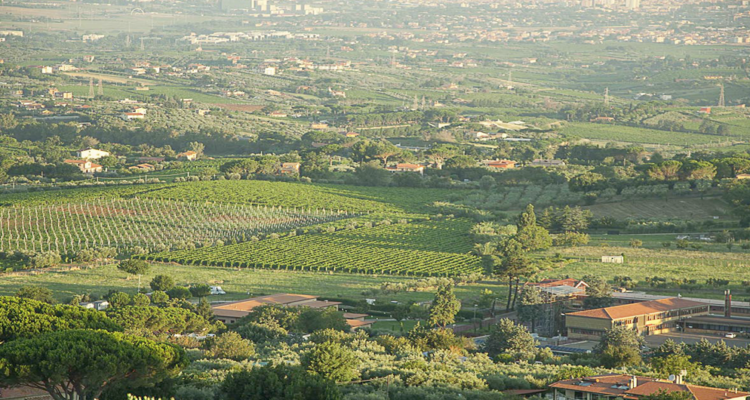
[565, 297, 710, 340]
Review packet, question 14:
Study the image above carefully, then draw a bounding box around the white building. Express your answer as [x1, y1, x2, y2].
[77, 148, 111, 160]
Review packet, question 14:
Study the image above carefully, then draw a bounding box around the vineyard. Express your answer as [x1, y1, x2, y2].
[142, 219, 483, 276]
[0, 199, 349, 253]
[137, 180, 453, 214]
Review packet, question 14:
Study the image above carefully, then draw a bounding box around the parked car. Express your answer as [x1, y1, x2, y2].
[210, 286, 226, 295]
[725, 333, 737, 338]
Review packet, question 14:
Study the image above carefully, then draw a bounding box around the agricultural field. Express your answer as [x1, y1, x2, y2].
[0, 262, 500, 304]
[561, 122, 725, 147]
[583, 196, 731, 221]
[545, 235, 750, 300]
[0, 198, 348, 253]
[451, 184, 584, 213]
[137, 180, 454, 214]
[141, 219, 483, 276]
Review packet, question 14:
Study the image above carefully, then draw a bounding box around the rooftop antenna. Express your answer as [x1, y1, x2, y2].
[718, 84, 725, 107]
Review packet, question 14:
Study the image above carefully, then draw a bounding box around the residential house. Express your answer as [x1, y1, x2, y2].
[64, 159, 103, 174]
[386, 163, 425, 175]
[122, 112, 145, 120]
[550, 374, 750, 400]
[279, 162, 301, 175]
[483, 159, 516, 169]
[565, 297, 709, 340]
[177, 151, 198, 161]
[77, 148, 111, 160]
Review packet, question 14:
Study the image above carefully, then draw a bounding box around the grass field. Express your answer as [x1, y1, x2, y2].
[562, 122, 723, 146]
[0, 263, 499, 305]
[548, 241, 750, 285]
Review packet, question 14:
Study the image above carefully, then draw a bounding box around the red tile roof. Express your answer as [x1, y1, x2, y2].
[566, 298, 707, 320]
[550, 375, 750, 400]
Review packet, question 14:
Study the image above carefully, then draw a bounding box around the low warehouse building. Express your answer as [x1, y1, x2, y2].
[565, 297, 709, 340]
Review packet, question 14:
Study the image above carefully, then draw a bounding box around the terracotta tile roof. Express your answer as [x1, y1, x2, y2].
[395, 163, 423, 169]
[566, 298, 707, 320]
[551, 374, 750, 400]
[346, 319, 373, 328]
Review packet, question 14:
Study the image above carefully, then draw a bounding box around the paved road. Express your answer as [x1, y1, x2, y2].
[645, 332, 750, 347]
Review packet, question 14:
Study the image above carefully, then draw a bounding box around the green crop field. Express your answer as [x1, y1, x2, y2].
[141, 219, 483, 276]
[0, 263, 499, 304]
[561, 122, 723, 146]
[136, 180, 453, 214]
[0, 198, 348, 254]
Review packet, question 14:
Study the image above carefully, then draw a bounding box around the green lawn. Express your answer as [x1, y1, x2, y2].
[0, 263, 503, 305]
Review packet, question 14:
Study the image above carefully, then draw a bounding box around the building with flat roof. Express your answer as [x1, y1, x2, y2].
[565, 297, 709, 340]
[212, 293, 341, 325]
[550, 374, 750, 400]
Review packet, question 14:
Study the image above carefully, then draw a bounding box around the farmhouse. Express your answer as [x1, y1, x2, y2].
[64, 159, 103, 174]
[482, 159, 516, 169]
[279, 162, 301, 175]
[122, 112, 145, 120]
[76, 148, 110, 160]
[565, 298, 709, 340]
[177, 151, 198, 161]
[386, 163, 425, 175]
[550, 374, 750, 400]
